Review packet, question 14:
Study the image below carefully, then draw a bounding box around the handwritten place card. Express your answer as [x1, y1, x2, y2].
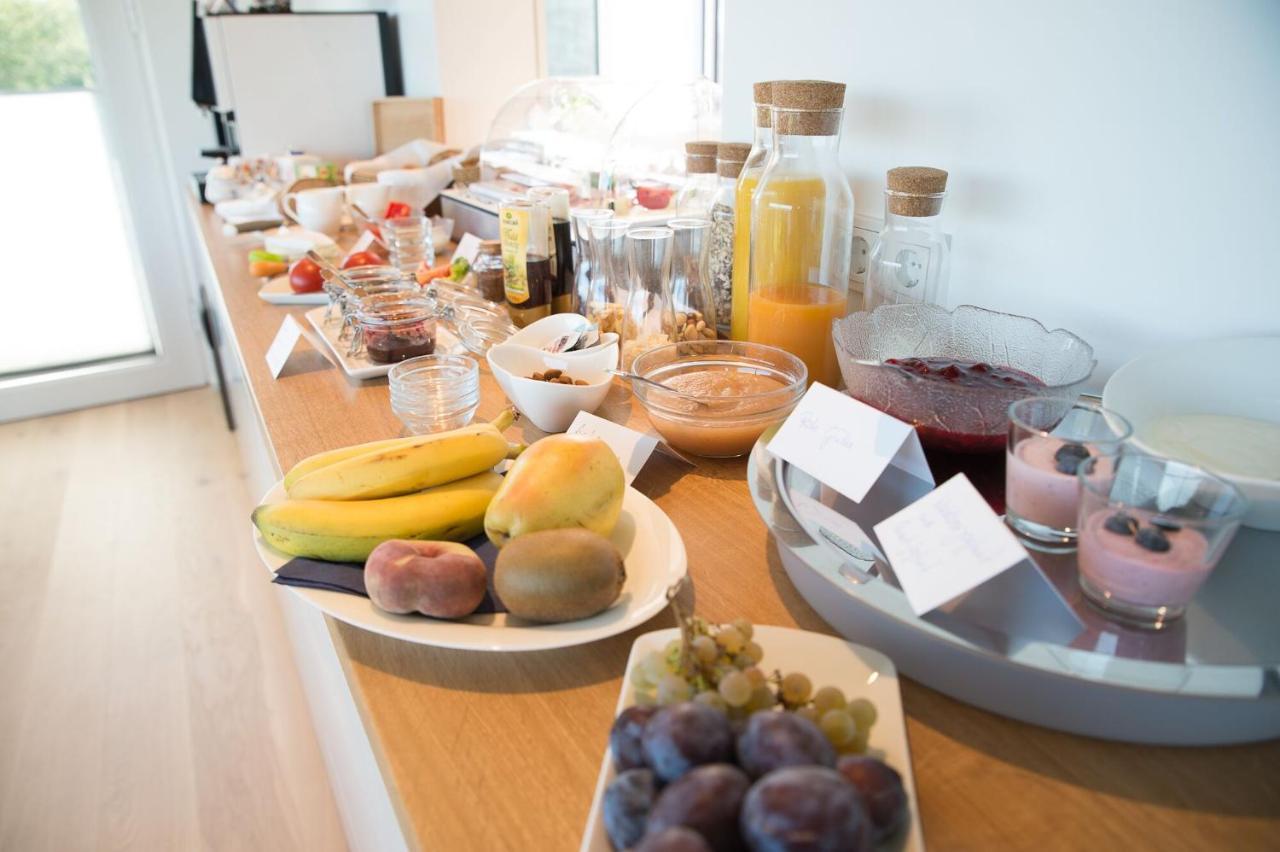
[873, 474, 1029, 615]
[769, 383, 933, 503]
[452, 232, 483, 266]
[566, 411, 660, 485]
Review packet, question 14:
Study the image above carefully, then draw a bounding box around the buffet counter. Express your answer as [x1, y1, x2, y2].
[187, 192, 1280, 851]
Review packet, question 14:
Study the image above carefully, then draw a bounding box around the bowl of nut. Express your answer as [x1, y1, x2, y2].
[486, 342, 615, 433]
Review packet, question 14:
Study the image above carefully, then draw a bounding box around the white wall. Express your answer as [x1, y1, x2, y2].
[723, 0, 1280, 385]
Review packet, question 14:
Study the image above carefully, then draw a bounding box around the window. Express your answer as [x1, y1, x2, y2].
[543, 0, 720, 82]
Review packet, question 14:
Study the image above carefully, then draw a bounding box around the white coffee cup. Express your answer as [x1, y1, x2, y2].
[376, 168, 432, 212]
[281, 185, 344, 234]
[344, 182, 390, 220]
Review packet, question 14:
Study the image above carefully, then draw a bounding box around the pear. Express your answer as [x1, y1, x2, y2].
[484, 435, 625, 547]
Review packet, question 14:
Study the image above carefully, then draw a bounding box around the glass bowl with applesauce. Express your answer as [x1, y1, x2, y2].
[630, 341, 807, 458]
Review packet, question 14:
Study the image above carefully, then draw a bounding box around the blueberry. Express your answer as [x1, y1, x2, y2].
[1103, 513, 1139, 536]
[1151, 516, 1182, 533]
[1053, 442, 1091, 475]
[1135, 527, 1172, 553]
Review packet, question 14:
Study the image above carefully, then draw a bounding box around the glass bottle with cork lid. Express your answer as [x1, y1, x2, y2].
[472, 239, 506, 304]
[675, 141, 720, 218]
[730, 81, 775, 341]
[864, 166, 950, 312]
[499, 198, 552, 328]
[747, 80, 854, 388]
[710, 141, 750, 338]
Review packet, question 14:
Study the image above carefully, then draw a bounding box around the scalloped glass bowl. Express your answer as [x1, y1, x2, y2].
[834, 304, 1097, 452]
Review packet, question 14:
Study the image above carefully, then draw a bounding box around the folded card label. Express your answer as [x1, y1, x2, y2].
[452, 232, 482, 265]
[873, 474, 1029, 615]
[567, 411, 660, 485]
[265, 315, 304, 379]
[768, 383, 933, 503]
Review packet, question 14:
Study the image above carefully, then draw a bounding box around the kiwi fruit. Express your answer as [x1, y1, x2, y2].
[494, 528, 626, 623]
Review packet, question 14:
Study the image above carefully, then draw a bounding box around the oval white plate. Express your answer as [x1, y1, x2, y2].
[252, 479, 687, 651]
[580, 625, 925, 852]
[1103, 336, 1280, 530]
[258, 273, 328, 305]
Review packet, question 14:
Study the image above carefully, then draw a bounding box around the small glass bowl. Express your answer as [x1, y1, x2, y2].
[351, 297, 437, 364]
[630, 341, 807, 458]
[388, 354, 480, 434]
[1076, 449, 1248, 628]
[1005, 397, 1133, 552]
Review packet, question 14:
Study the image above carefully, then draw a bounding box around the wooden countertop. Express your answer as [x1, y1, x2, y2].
[191, 198, 1280, 851]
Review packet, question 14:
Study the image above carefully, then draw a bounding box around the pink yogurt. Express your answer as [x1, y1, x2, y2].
[1077, 510, 1212, 608]
[1006, 436, 1090, 532]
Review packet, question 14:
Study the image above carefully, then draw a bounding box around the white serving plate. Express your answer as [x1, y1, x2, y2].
[580, 625, 924, 852]
[303, 305, 465, 381]
[253, 480, 687, 651]
[1102, 336, 1280, 530]
[257, 274, 327, 305]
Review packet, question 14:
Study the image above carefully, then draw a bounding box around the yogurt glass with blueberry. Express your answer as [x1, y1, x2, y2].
[1005, 398, 1133, 551]
[1076, 450, 1248, 628]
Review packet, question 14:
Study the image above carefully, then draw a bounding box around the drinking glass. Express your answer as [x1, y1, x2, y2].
[621, 227, 675, 370]
[384, 215, 434, 275]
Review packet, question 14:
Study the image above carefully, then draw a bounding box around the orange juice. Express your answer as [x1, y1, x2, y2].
[748, 284, 847, 387]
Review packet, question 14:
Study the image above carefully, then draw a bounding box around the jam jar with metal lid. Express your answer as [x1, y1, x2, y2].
[352, 296, 437, 364]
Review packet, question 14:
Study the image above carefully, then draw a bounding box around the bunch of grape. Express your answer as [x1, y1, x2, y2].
[628, 617, 878, 755]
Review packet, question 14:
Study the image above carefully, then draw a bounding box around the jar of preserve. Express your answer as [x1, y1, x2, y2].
[352, 297, 437, 364]
[472, 240, 506, 303]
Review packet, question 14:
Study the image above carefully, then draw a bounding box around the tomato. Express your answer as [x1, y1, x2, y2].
[342, 251, 384, 270]
[288, 257, 325, 294]
[382, 201, 413, 220]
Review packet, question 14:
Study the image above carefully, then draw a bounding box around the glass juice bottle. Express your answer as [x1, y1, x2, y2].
[527, 186, 575, 314]
[747, 80, 853, 388]
[864, 167, 950, 311]
[730, 81, 774, 341]
[674, 141, 719, 218]
[500, 199, 552, 328]
[709, 143, 749, 338]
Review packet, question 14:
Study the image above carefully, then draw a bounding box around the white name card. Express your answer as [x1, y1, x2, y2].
[768, 383, 933, 503]
[452, 232, 483, 266]
[873, 474, 1029, 615]
[265, 315, 305, 379]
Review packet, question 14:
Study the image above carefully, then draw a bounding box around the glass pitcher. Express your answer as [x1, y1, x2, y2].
[730, 81, 776, 341]
[584, 219, 631, 340]
[864, 167, 950, 312]
[667, 218, 717, 350]
[571, 207, 614, 318]
[748, 80, 854, 388]
[620, 227, 675, 370]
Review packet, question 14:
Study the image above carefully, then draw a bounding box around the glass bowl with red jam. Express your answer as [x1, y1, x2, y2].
[352, 296, 437, 364]
[834, 304, 1095, 453]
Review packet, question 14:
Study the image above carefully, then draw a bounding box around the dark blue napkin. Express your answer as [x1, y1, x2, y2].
[272, 532, 507, 613]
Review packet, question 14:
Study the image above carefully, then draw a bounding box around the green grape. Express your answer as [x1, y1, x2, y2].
[691, 635, 718, 664]
[718, 671, 753, 707]
[743, 667, 766, 689]
[634, 687, 658, 707]
[794, 705, 820, 725]
[731, 618, 754, 641]
[849, 729, 870, 754]
[657, 673, 693, 706]
[848, 697, 877, 730]
[780, 672, 813, 705]
[742, 641, 764, 665]
[716, 626, 745, 655]
[819, 709, 857, 747]
[813, 685, 847, 715]
[631, 661, 654, 690]
[639, 651, 667, 685]
[694, 690, 728, 713]
[746, 685, 777, 713]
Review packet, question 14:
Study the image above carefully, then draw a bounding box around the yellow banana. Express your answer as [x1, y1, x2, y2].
[254, 471, 502, 562]
[283, 435, 417, 491]
[285, 409, 517, 501]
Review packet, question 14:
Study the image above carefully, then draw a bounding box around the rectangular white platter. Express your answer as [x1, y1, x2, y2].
[303, 305, 464, 381]
[581, 625, 925, 851]
[257, 273, 328, 305]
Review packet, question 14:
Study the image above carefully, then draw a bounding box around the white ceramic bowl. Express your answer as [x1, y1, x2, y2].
[1103, 336, 1280, 530]
[505, 313, 620, 359]
[486, 342, 617, 432]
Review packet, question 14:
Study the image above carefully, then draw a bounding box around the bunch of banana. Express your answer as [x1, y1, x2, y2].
[253, 410, 521, 562]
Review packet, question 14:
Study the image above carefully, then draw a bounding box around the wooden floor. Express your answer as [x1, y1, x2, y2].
[0, 388, 346, 851]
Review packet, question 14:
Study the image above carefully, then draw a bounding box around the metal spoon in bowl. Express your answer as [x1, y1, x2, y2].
[607, 369, 719, 409]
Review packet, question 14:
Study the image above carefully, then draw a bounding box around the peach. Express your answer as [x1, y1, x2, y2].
[364, 540, 487, 619]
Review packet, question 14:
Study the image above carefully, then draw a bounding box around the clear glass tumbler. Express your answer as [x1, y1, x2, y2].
[1006, 397, 1133, 551]
[621, 227, 675, 370]
[1076, 449, 1248, 628]
[383, 215, 434, 275]
[389, 354, 481, 434]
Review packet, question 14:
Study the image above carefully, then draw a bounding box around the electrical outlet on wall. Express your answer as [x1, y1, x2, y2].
[849, 214, 882, 295]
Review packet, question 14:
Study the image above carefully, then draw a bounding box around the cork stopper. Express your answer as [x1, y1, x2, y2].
[685, 140, 720, 156]
[685, 140, 718, 175]
[771, 80, 846, 135]
[886, 166, 949, 216]
[753, 81, 775, 127]
[716, 141, 751, 178]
